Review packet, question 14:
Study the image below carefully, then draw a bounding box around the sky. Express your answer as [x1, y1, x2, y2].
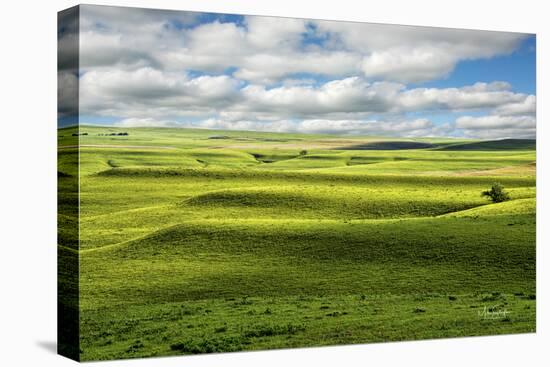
[58, 5, 536, 139]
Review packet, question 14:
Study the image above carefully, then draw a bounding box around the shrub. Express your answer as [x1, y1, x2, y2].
[481, 183, 510, 203]
[214, 326, 227, 333]
[299, 149, 307, 156]
[244, 323, 305, 338]
[170, 336, 246, 354]
[126, 340, 144, 353]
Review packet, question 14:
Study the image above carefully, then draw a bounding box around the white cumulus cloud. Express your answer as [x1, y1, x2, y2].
[70, 5, 536, 139]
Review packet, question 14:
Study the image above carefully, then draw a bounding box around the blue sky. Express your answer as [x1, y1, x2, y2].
[58, 5, 536, 139]
[419, 35, 536, 94]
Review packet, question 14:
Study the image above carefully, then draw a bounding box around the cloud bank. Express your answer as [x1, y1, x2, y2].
[63, 5, 536, 139]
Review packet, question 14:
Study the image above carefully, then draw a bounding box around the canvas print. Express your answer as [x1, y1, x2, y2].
[58, 4, 536, 361]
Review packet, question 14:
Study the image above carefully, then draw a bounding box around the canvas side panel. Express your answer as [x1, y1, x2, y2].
[57, 5, 80, 362]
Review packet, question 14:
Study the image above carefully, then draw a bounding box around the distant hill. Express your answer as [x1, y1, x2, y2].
[336, 141, 436, 150]
[437, 139, 535, 151]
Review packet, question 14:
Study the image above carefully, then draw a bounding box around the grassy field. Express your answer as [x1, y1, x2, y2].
[58, 125, 536, 361]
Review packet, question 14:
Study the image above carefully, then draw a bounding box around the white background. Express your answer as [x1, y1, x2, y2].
[0, 0, 547, 365]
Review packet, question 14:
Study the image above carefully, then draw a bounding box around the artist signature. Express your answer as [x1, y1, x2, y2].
[478, 305, 510, 320]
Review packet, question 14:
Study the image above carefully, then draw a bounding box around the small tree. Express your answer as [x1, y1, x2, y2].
[299, 149, 307, 156]
[481, 183, 510, 203]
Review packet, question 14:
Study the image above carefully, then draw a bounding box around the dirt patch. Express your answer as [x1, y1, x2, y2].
[454, 163, 536, 177]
